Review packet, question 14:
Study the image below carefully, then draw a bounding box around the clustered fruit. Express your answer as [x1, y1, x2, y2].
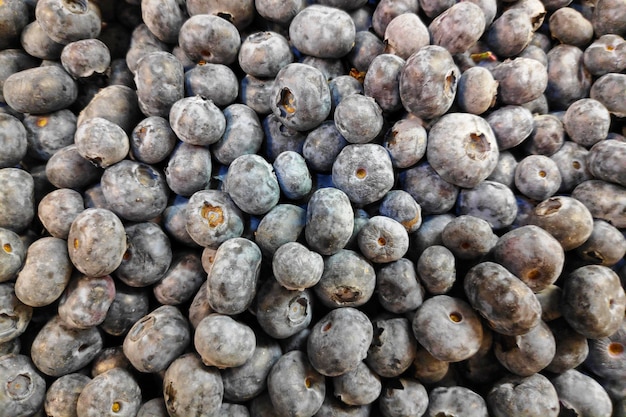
[0, 0, 625, 416]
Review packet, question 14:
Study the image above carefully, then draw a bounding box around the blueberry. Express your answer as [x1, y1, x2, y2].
[493, 319, 556, 376]
[315, 395, 372, 417]
[524, 113, 565, 156]
[50, 177, 87, 221]
[588, 139, 626, 187]
[212, 103, 263, 165]
[563, 98, 611, 148]
[222, 334, 282, 402]
[456, 66, 498, 115]
[429, 2, 485, 54]
[206, 237, 262, 315]
[15, 236, 72, 308]
[0, 113, 27, 169]
[305, 187, 354, 256]
[366, 316, 418, 378]
[262, 113, 307, 161]
[376, 258, 425, 314]
[23, 109, 77, 161]
[178, 14, 241, 64]
[169, 96, 226, 146]
[100, 160, 169, 222]
[35, 0, 101, 44]
[315, 249, 376, 309]
[493, 225, 564, 292]
[185, 189, 245, 249]
[0, 228, 25, 283]
[464, 261, 542, 336]
[44, 373, 91, 417]
[383, 13, 429, 60]
[255, 0, 306, 25]
[357, 215, 409, 264]
[575, 219, 626, 266]
[194, 313, 256, 369]
[591, 0, 626, 37]
[487, 373, 560, 417]
[549, 7, 593, 48]
[583, 34, 626, 76]
[270, 63, 331, 132]
[239, 31, 293, 78]
[188, 279, 213, 329]
[561, 265, 626, 339]
[135, 51, 184, 117]
[546, 44, 592, 110]
[137, 398, 168, 417]
[273, 150, 312, 200]
[457, 181, 516, 229]
[329, 75, 364, 115]
[371, 0, 419, 37]
[378, 378, 428, 417]
[239, 74, 274, 115]
[61, 39, 111, 79]
[487, 9, 533, 58]
[527, 195, 594, 250]
[289, 5, 355, 58]
[185, 62, 239, 107]
[45, 145, 102, 190]
[255, 203, 306, 257]
[302, 121, 348, 173]
[515, 154, 562, 201]
[76, 368, 141, 417]
[399, 45, 459, 119]
[491, 57, 548, 106]
[400, 162, 459, 215]
[125, 23, 169, 73]
[141, 0, 187, 44]
[307, 307, 373, 377]
[332, 143, 394, 206]
[333, 361, 381, 406]
[3, 66, 78, 114]
[427, 112, 498, 188]
[413, 295, 483, 362]
[74, 117, 130, 168]
[551, 369, 613, 417]
[267, 350, 326, 416]
[412, 343, 450, 384]
[0, 283, 32, 344]
[378, 190, 422, 234]
[0, 0, 29, 49]
[272, 241, 324, 291]
[67, 208, 127, 278]
[164, 142, 212, 197]
[100, 283, 150, 337]
[0, 354, 46, 417]
[425, 386, 488, 417]
[347, 30, 385, 73]
[153, 250, 205, 305]
[441, 215, 498, 260]
[550, 141, 592, 192]
[186, 0, 255, 30]
[123, 305, 191, 373]
[416, 245, 455, 295]
[0, 49, 39, 103]
[77, 84, 141, 134]
[57, 274, 115, 330]
[255, 278, 314, 339]
[129, 116, 177, 164]
[572, 179, 626, 228]
[411, 213, 455, 258]
[30, 314, 103, 377]
[223, 154, 280, 215]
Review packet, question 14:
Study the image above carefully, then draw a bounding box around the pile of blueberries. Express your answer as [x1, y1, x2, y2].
[1, 0, 626, 415]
